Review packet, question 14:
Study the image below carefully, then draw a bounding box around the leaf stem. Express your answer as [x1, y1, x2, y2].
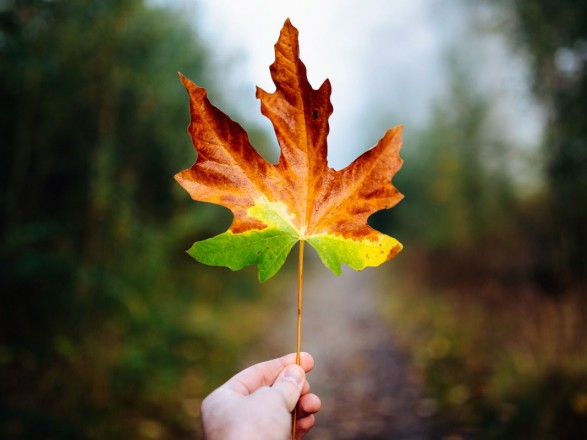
[296, 240, 304, 364]
[292, 240, 305, 440]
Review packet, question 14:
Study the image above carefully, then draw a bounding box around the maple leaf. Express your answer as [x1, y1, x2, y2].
[176, 19, 404, 282]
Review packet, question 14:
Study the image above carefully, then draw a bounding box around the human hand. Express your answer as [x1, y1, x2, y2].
[201, 352, 321, 440]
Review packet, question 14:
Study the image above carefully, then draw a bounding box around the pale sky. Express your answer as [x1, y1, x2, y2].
[194, 0, 449, 168]
[159, 0, 544, 172]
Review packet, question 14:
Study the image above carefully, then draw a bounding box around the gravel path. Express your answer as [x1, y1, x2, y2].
[263, 258, 432, 439]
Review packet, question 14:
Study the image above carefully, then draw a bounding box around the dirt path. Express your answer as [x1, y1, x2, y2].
[263, 258, 432, 439]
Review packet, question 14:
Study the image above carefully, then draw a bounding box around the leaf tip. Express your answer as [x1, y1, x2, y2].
[320, 78, 332, 92]
[178, 72, 198, 91]
[255, 85, 266, 100]
[173, 170, 186, 185]
[279, 17, 299, 42]
[186, 243, 197, 260]
[387, 242, 403, 261]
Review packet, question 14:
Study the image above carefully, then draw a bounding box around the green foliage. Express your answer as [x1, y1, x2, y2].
[189, 228, 299, 282]
[393, 66, 515, 251]
[0, 1, 271, 438]
[375, 4, 587, 435]
[507, 0, 587, 285]
[380, 270, 587, 439]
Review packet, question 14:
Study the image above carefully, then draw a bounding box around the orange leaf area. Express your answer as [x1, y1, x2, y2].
[176, 19, 404, 281]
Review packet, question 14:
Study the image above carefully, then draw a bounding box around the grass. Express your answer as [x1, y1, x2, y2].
[378, 262, 587, 439]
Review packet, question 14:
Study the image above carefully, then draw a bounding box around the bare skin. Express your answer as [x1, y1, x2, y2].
[201, 352, 321, 440]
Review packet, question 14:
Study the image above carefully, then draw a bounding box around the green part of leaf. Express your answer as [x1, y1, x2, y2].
[307, 233, 403, 275]
[187, 229, 299, 282]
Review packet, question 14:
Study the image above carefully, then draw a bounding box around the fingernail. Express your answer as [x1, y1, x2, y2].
[284, 365, 304, 385]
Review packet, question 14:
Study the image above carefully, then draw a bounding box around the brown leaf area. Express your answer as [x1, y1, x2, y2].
[175, 19, 403, 240]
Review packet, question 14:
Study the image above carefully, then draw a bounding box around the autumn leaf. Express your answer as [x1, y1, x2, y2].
[175, 19, 404, 282]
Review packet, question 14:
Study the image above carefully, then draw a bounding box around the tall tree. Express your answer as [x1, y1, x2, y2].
[507, 0, 587, 287]
[0, 1, 220, 437]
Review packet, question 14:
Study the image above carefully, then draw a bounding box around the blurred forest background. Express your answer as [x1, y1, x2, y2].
[1, 0, 585, 439]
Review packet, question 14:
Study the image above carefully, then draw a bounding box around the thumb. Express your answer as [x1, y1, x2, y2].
[271, 364, 305, 412]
